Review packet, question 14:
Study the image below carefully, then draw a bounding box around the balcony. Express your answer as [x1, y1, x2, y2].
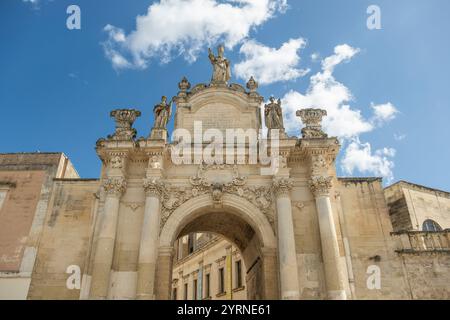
[391, 230, 450, 254]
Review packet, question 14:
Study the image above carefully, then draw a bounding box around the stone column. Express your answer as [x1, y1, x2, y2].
[155, 246, 174, 300]
[89, 176, 126, 299]
[309, 174, 347, 300]
[273, 177, 300, 300]
[136, 178, 163, 300]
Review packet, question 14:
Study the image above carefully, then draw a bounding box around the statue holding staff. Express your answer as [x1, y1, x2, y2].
[208, 45, 231, 84]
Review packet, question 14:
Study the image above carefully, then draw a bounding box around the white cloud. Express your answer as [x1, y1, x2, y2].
[371, 102, 399, 124]
[102, 0, 288, 69]
[280, 44, 373, 138]
[234, 38, 309, 84]
[394, 133, 407, 141]
[321, 44, 360, 74]
[278, 44, 398, 181]
[311, 52, 320, 62]
[341, 139, 396, 182]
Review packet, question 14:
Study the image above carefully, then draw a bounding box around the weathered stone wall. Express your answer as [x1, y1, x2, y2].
[384, 184, 413, 231]
[290, 168, 326, 300]
[0, 153, 79, 300]
[397, 253, 450, 299]
[334, 178, 410, 299]
[0, 170, 46, 272]
[27, 179, 98, 300]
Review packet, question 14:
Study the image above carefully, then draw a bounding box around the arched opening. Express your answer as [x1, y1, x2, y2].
[422, 219, 442, 232]
[155, 194, 279, 300]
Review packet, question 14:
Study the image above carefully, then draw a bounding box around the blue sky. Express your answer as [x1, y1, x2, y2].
[1, 0, 449, 191]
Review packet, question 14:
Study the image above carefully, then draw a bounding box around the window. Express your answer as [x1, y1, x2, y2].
[422, 219, 442, 232]
[183, 283, 188, 300]
[218, 267, 225, 294]
[193, 279, 198, 300]
[188, 233, 195, 254]
[205, 273, 210, 298]
[235, 260, 242, 288]
[172, 287, 177, 300]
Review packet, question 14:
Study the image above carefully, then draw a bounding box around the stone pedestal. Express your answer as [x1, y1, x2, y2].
[273, 178, 300, 300]
[149, 128, 168, 141]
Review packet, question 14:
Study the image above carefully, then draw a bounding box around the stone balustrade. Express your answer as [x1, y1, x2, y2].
[391, 230, 450, 253]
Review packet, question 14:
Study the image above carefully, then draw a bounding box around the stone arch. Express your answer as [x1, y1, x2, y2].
[156, 193, 279, 300]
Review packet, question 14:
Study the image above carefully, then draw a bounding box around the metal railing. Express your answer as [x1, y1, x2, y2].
[391, 230, 450, 253]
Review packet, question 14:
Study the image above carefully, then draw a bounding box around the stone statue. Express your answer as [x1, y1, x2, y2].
[264, 97, 284, 130]
[153, 96, 172, 129]
[208, 45, 231, 84]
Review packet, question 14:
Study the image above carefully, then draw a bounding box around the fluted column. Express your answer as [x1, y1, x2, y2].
[309, 174, 347, 300]
[273, 177, 300, 300]
[136, 178, 164, 300]
[89, 176, 126, 299]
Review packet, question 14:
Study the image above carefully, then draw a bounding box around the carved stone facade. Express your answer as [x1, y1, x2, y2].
[102, 177, 127, 196]
[1, 48, 450, 300]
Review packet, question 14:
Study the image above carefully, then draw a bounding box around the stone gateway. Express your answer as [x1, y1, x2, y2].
[0, 48, 449, 300]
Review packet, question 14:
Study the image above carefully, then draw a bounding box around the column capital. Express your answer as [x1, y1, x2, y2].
[272, 177, 293, 197]
[309, 175, 333, 197]
[158, 246, 174, 256]
[143, 178, 165, 197]
[102, 176, 127, 197]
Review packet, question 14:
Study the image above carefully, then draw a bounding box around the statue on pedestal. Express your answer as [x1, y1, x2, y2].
[208, 45, 231, 85]
[153, 96, 172, 129]
[150, 96, 173, 140]
[264, 97, 284, 130]
[264, 97, 287, 138]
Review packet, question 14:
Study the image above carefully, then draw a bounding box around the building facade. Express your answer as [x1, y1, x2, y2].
[385, 180, 450, 232]
[0, 47, 449, 300]
[172, 233, 247, 300]
[0, 153, 79, 299]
